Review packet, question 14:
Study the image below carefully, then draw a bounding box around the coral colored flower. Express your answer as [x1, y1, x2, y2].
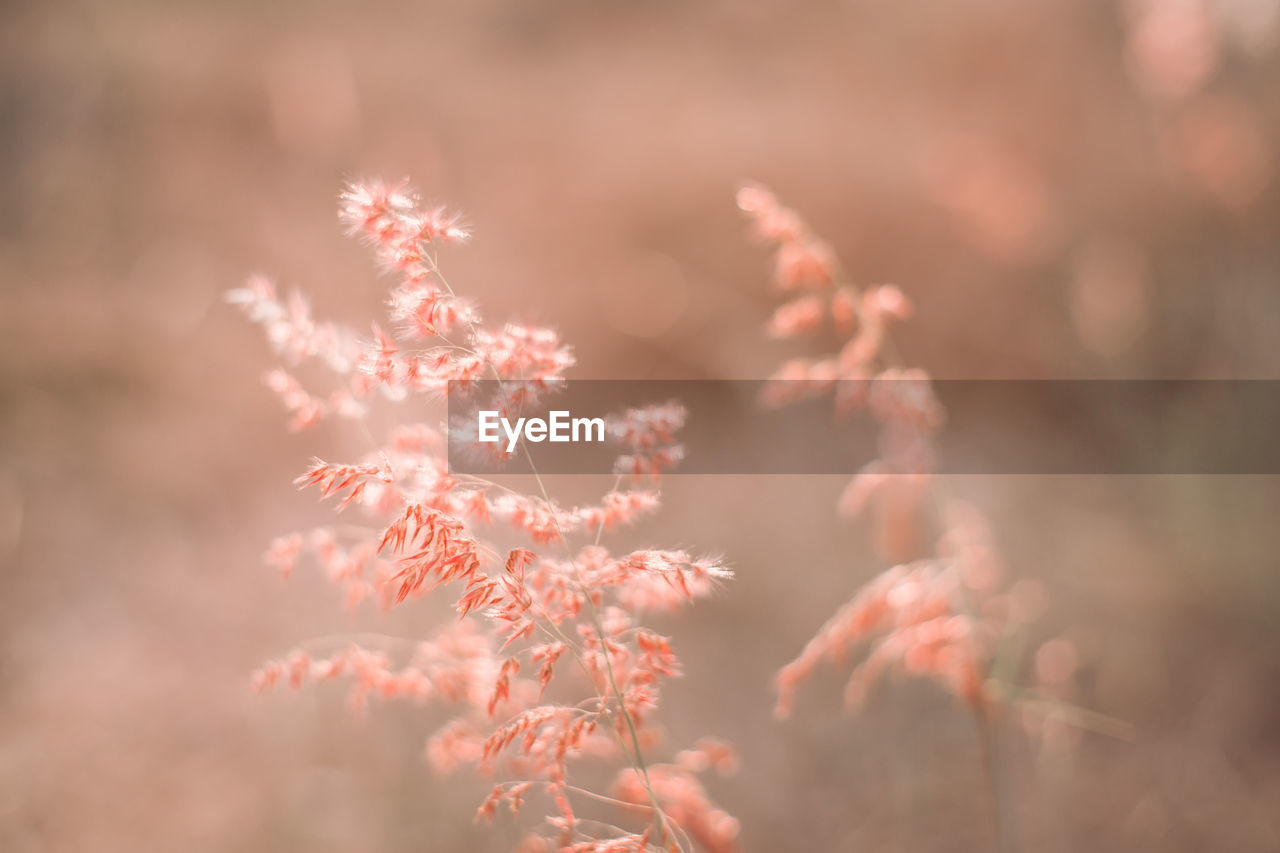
[741, 184, 1064, 751]
[237, 179, 734, 852]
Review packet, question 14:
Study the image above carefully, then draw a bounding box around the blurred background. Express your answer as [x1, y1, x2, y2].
[3, 0, 1280, 850]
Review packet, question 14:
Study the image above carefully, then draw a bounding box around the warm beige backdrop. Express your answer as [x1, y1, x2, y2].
[3, 1, 1279, 850]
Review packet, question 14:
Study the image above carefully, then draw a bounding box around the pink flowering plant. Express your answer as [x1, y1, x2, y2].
[230, 181, 738, 853]
[232, 178, 1096, 853]
[739, 183, 1110, 852]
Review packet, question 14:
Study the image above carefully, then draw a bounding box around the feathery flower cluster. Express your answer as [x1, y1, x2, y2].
[235, 180, 736, 852]
[738, 184, 1065, 722]
[611, 739, 740, 853]
[607, 402, 687, 481]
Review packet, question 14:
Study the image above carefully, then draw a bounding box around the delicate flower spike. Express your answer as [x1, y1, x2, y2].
[338, 181, 471, 317]
[238, 179, 735, 850]
[414, 204, 472, 245]
[830, 287, 860, 333]
[474, 323, 576, 383]
[938, 500, 1003, 591]
[675, 737, 739, 776]
[774, 561, 988, 718]
[758, 358, 837, 408]
[378, 504, 482, 604]
[868, 368, 944, 432]
[531, 642, 567, 695]
[574, 489, 661, 534]
[264, 369, 325, 431]
[263, 533, 304, 579]
[744, 184, 1051, 738]
[388, 278, 476, 338]
[607, 401, 687, 482]
[612, 446, 685, 482]
[490, 492, 570, 544]
[252, 644, 432, 714]
[614, 762, 741, 853]
[296, 458, 395, 510]
[736, 182, 804, 242]
[225, 274, 279, 323]
[340, 179, 470, 250]
[837, 462, 890, 519]
[736, 181, 837, 290]
[774, 238, 836, 291]
[227, 276, 363, 373]
[339, 180, 416, 237]
[767, 295, 827, 338]
[863, 284, 913, 322]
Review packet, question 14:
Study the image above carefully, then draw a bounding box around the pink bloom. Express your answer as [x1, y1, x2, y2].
[774, 238, 836, 290]
[767, 294, 827, 338]
[741, 184, 1059, 744]
[237, 179, 735, 849]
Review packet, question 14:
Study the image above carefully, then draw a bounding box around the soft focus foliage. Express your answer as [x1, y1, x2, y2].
[742, 188, 1094, 844]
